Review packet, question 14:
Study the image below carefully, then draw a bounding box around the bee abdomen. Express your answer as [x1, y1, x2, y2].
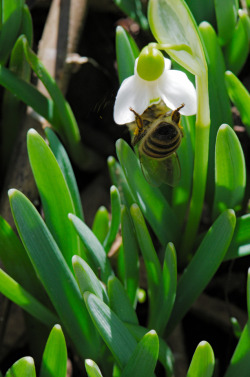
[142, 122, 181, 159]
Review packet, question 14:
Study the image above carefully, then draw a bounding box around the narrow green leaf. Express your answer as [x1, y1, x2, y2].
[231, 317, 243, 339]
[5, 357, 36, 377]
[224, 10, 250, 75]
[9, 189, 99, 360]
[103, 186, 121, 253]
[116, 139, 179, 245]
[85, 360, 104, 377]
[116, 26, 139, 84]
[186, 341, 215, 377]
[20, 5, 33, 45]
[92, 206, 109, 243]
[0, 216, 48, 304]
[20, 35, 80, 147]
[84, 292, 137, 369]
[121, 330, 159, 377]
[27, 129, 80, 270]
[166, 210, 236, 335]
[0, 0, 23, 64]
[125, 323, 174, 376]
[225, 70, 250, 131]
[225, 214, 250, 260]
[172, 114, 195, 221]
[107, 156, 135, 208]
[214, 0, 238, 45]
[121, 206, 139, 307]
[247, 268, 250, 319]
[224, 320, 250, 377]
[199, 21, 233, 202]
[40, 325, 67, 377]
[158, 243, 177, 333]
[0, 65, 58, 125]
[72, 255, 109, 304]
[130, 204, 161, 295]
[213, 124, 246, 219]
[108, 276, 139, 325]
[1, 34, 31, 173]
[0, 268, 57, 327]
[68, 214, 113, 284]
[45, 127, 84, 221]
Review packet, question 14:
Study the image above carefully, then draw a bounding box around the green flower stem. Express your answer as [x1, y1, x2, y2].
[179, 73, 210, 263]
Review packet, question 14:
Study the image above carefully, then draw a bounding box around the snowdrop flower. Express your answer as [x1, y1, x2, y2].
[114, 45, 197, 125]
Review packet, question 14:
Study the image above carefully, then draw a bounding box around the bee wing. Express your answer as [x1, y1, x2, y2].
[140, 153, 181, 187]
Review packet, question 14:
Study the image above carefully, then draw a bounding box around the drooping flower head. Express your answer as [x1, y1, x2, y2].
[114, 45, 197, 125]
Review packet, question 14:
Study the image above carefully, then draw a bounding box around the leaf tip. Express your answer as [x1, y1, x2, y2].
[8, 188, 17, 198]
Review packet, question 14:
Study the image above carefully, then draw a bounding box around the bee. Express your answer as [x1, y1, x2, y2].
[128, 101, 184, 187]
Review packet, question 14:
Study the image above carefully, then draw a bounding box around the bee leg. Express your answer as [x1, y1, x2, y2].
[172, 103, 185, 124]
[129, 108, 144, 130]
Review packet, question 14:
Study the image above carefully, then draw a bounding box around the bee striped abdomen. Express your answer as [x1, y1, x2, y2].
[141, 121, 181, 159]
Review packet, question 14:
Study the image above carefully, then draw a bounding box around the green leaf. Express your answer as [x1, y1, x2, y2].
[5, 357, 36, 377]
[45, 127, 84, 221]
[19, 35, 80, 146]
[0, 216, 47, 303]
[20, 5, 33, 45]
[40, 325, 67, 377]
[125, 323, 174, 376]
[103, 186, 121, 253]
[27, 129, 80, 270]
[148, 0, 206, 75]
[224, 10, 250, 75]
[199, 21, 233, 202]
[186, 341, 215, 377]
[107, 156, 135, 209]
[165, 210, 236, 335]
[108, 276, 139, 325]
[130, 204, 162, 328]
[92, 206, 109, 243]
[158, 243, 177, 333]
[84, 292, 137, 369]
[72, 255, 109, 304]
[121, 330, 159, 377]
[0, 63, 58, 118]
[225, 214, 250, 260]
[225, 70, 250, 131]
[0, 268, 57, 327]
[0, 0, 23, 64]
[121, 206, 139, 307]
[68, 214, 113, 284]
[9, 189, 99, 360]
[116, 139, 179, 246]
[224, 320, 250, 377]
[231, 317, 242, 339]
[85, 360, 104, 377]
[213, 124, 246, 219]
[116, 26, 139, 84]
[214, 0, 238, 45]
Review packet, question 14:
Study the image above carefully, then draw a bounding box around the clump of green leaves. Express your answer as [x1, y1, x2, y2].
[0, 0, 250, 376]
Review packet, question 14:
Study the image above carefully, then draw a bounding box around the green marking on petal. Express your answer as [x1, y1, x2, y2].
[149, 97, 160, 104]
[137, 46, 165, 81]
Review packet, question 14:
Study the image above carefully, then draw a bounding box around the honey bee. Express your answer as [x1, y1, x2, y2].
[129, 101, 184, 187]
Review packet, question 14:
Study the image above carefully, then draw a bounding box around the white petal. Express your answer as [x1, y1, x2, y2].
[114, 75, 154, 124]
[158, 70, 197, 115]
[163, 57, 171, 71]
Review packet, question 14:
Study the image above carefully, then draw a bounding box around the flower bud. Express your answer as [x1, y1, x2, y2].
[137, 46, 165, 81]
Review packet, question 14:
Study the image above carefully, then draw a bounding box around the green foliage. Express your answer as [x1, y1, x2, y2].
[0, 0, 250, 376]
